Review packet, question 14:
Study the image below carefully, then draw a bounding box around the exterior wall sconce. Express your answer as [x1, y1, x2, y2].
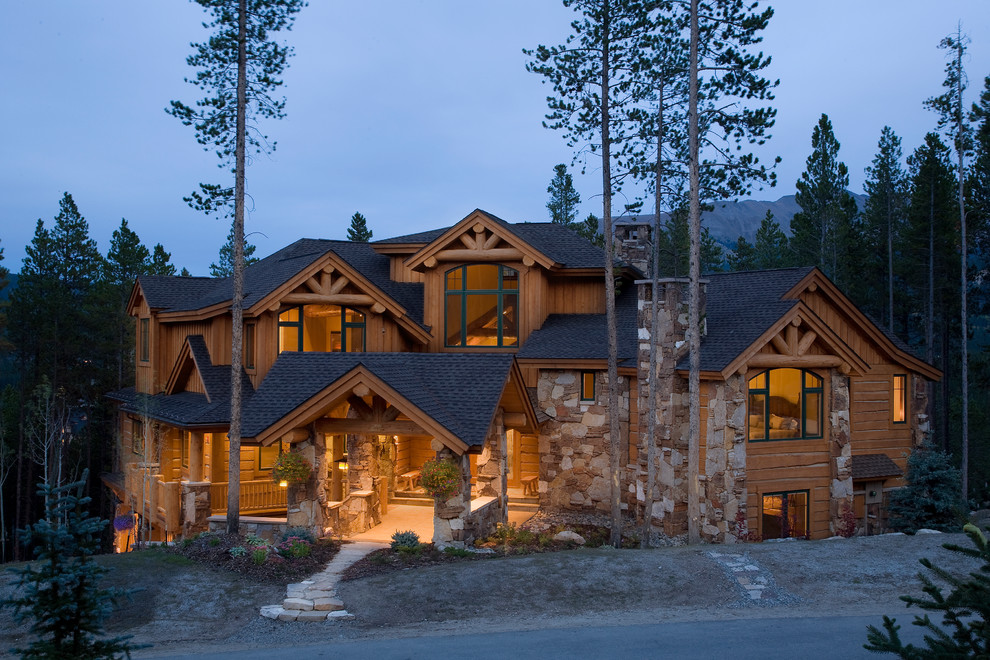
[279, 479, 289, 488]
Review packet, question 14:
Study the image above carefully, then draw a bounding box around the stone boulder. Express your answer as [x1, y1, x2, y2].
[553, 530, 586, 545]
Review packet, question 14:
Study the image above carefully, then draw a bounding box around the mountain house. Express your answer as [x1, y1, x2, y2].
[104, 209, 938, 548]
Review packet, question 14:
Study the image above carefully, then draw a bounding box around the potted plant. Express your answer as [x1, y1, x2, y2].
[420, 458, 461, 500]
[271, 452, 312, 487]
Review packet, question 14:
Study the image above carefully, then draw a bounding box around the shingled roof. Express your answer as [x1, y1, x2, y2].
[851, 454, 903, 480]
[242, 352, 516, 447]
[518, 285, 638, 363]
[107, 388, 234, 427]
[136, 239, 425, 325]
[674, 267, 813, 373]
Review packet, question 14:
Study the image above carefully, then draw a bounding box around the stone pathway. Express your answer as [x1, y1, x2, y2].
[260, 541, 387, 622]
[706, 550, 798, 607]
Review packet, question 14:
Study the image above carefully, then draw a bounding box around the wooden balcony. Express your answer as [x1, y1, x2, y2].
[210, 480, 287, 515]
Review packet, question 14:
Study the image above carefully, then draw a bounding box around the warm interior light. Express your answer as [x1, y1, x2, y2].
[279, 480, 288, 488]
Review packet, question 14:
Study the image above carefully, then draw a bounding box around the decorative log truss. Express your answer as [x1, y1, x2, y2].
[281, 264, 387, 314]
[421, 223, 537, 269]
[744, 317, 851, 374]
[315, 384, 426, 436]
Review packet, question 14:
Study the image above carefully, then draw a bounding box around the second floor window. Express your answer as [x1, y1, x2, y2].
[139, 318, 150, 362]
[278, 305, 365, 354]
[747, 368, 823, 442]
[445, 264, 518, 347]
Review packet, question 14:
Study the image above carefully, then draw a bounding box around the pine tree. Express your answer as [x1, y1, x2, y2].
[753, 210, 790, 269]
[209, 225, 259, 277]
[575, 213, 604, 247]
[727, 236, 756, 271]
[1, 471, 138, 659]
[0, 239, 11, 353]
[347, 212, 373, 242]
[170, 0, 304, 534]
[862, 127, 908, 332]
[887, 441, 963, 533]
[103, 219, 153, 389]
[546, 163, 582, 225]
[865, 523, 989, 657]
[789, 114, 860, 290]
[149, 244, 177, 276]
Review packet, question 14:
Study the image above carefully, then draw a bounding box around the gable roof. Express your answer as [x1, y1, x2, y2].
[241, 352, 520, 448]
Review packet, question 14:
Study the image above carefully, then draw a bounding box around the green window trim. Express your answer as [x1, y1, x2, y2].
[747, 368, 823, 442]
[277, 304, 366, 354]
[580, 371, 596, 401]
[761, 489, 809, 540]
[444, 264, 519, 348]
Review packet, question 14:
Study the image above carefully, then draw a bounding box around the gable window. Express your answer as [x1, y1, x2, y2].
[444, 264, 518, 347]
[139, 318, 150, 362]
[278, 305, 365, 354]
[581, 371, 596, 401]
[244, 323, 256, 369]
[747, 368, 823, 442]
[892, 374, 907, 424]
[762, 490, 809, 539]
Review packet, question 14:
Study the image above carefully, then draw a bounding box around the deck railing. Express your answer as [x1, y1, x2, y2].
[210, 480, 287, 514]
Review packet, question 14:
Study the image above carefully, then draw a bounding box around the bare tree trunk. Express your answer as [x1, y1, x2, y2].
[686, 0, 701, 545]
[954, 40, 969, 501]
[642, 94, 665, 549]
[599, 0, 622, 549]
[227, 0, 248, 536]
[927, 177, 937, 448]
[886, 192, 894, 335]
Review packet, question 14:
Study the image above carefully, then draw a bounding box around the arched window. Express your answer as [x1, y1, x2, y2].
[747, 368, 823, 442]
[444, 264, 518, 347]
[277, 305, 365, 353]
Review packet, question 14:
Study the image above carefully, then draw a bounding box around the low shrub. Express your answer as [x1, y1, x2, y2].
[390, 529, 421, 551]
[229, 546, 247, 558]
[279, 527, 316, 545]
[277, 536, 312, 559]
[251, 548, 269, 565]
[443, 546, 472, 558]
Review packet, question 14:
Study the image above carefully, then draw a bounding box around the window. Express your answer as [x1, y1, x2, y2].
[762, 490, 809, 539]
[259, 444, 280, 471]
[139, 318, 150, 362]
[181, 431, 189, 468]
[445, 264, 518, 347]
[581, 371, 596, 401]
[892, 374, 907, 424]
[131, 419, 144, 455]
[278, 305, 365, 354]
[747, 368, 823, 442]
[244, 323, 256, 369]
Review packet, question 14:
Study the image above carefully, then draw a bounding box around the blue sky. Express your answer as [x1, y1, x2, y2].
[3, 1, 990, 275]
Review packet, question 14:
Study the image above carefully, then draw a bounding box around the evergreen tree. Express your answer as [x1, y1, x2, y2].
[887, 441, 963, 533]
[753, 210, 790, 269]
[575, 213, 604, 247]
[0, 239, 11, 353]
[865, 523, 989, 657]
[970, 75, 990, 259]
[862, 127, 908, 331]
[789, 114, 861, 291]
[346, 211, 373, 242]
[149, 244, 177, 276]
[171, 0, 304, 535]
[546, 163, 582, 225]
[209, 225, 259, 278]
[1, 472, 137, 659]
[727, 236, 756, 271]
[103, 219, 153, 389]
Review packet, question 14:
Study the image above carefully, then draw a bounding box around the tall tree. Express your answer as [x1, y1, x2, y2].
[862, 127, 908, 332]
[149, 244, 177, 276]
[346, 212, 373, 242]
[575, 213, 605, 247]
[727, 236, 756, 271]
[527, 0, 654, 546]
[0, 240, 11, 354]
[789, 114, 860, 290]
[546, 163, 582, 225]
[926, 27, 972, 500]
[685, 0, 777, 543]
[752, 210, 789, 269]
[170, 0, 304, 534]
[103, 219, 151, 389]
[209, 225, 259, 278]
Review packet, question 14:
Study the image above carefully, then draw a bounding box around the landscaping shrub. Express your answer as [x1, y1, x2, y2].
[390, 529, 421, 551]
[279, 526, 316, 544]
[888, 441, 964, 533]
[277, 536, 312, 559]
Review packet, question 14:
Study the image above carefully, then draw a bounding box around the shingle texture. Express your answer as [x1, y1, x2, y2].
[518, 286, 638, 363]
[107, 388, 233, 427]
[851, 454, 903, 480]
[242, 353, 515, 446]
[675, 267, 813, 372]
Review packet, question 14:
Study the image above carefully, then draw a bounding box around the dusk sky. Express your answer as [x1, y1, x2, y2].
[4, 2, 990, 275]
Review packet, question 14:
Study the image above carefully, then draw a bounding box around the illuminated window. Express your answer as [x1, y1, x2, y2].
[139, 318, 150, 362]
[181, 432, 189, 469]
[278, 305, 365, 354]
[893, 374, 907, 424]
[762, 490, 809, 539]
[445, 264, 518, 347]
[581, 371, 596, 401]
[748, 368, 823, 442]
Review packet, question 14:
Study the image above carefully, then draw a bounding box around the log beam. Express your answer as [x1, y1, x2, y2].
[771, 333, 790, 356]
[281, 293, 375, 307]
[746, 354, 844, 369]
[433, 248, 524, 262]
[314, 418, 427, 436]
[797, 331, 818, 357]
[329, 275, 350, 295]
[502, 412, 528, 427]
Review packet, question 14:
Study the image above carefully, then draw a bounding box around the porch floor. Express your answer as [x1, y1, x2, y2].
[348, 504, 534, 544]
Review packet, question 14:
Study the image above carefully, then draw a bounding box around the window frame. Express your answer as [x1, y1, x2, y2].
[443, 263, 519, 348]
[580, 371, 596, 402]
[277, 304, 366, 354]
[747, 368, 824, 443]
[244, 322, 256, 369]
[139, 318, 150, 362]
[761, 489, 810, 540]
[892, 374, 908, 425]
[131, 419, 144, 455]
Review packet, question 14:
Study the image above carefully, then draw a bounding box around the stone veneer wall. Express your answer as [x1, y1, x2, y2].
[474, 409, 508, 527]
[828, 371, 853, 535]
[181, 481, 212, 537]
[286, 432, 336, 536]
[432, 446, 473, 547]
[912, 376, 930, 447]
[537, 370, 629, 513]
[698, 376, 748, 543]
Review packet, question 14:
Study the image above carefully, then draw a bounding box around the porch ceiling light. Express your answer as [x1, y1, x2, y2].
[279, 479, 289, 488]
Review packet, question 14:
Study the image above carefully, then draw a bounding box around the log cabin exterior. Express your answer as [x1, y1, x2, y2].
[104, 208, 938, 546]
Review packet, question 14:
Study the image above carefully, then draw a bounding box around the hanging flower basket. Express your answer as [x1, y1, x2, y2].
[271, 452, 312, 486]
[113, 514, 135, 532]
[420, 459, 461, 500]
